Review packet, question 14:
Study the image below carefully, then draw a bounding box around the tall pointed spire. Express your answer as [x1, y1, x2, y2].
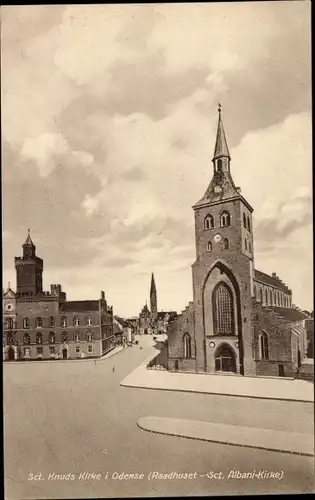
[213, 103, 231, 161]
[150, 272, 157, 317]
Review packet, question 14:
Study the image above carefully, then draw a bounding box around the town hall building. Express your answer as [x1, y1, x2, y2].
[167, 106, 311, 378]
[3, 232, 115, 361]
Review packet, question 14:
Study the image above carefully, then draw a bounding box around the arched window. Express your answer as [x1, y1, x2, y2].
[7, 333, 14, 345]
[23, 333, 30, 345]
[23, 317, 30, 329]
[86, 316, 92, 326]
[277, 292, 280, 306]
[36, 317, 42, 328]
[217, 159, 223, 172]
[265, 289, 268, 305]
[269, 289, 273, 305]
[207, 241, 212, 252]
[280, 294, 283, 307]
[204, 215, 214, 230]
[260, 288, 263, 303]
[48, 332, 55, 344]
[223, 238, 229, 250]
[61, 316, 67, 328]
[260, 331, 269, 360]
[243, 213, 247, 228]
[49, 317, 55, 328]
[36, 332, 42, 344]
[249, 241, 252, 253]
[73, 316, 80, 327]
[86, 331, 93, 342]
[6, 317, 14, 330]
[220, 211, 231, 227]
[61, 332, 67, 343]
[183, 333, 192, 358]
[212, 282, 235, 335]
[254, 285, 257, 299]
[74, 331, 80, 342]
[247, 217, 251, 232]
[245, 239, 247, 250]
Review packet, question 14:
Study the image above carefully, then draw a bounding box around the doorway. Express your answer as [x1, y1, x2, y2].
[175, 360, 179, 371]
[62, 348, 68, 359]
[7, 346, 15, 361]
[215, 344, 237, 373]
[278, 364, 284, 377]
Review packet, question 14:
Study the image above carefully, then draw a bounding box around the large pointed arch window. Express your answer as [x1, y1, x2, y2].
[260, 331, 269, 360]
[212, 282, 235, 335]
[220, 211, 231, 227]
[183, 333, 192, 358]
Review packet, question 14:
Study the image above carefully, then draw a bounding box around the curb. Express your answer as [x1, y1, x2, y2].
[136, 421, 314, 458]
[120, 382, 313, 404]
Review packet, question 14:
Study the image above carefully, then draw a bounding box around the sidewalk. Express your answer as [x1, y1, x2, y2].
[121, 355, 314, 403]
[138, 416, 314, 457]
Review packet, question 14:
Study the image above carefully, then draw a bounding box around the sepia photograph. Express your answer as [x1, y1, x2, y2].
[1, 2, 314, 499]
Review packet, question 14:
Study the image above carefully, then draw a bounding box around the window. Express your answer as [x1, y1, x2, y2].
[223, 238, 229, 250]
[76, 346, 80, 353]
[6, 333, 14, 345]
[49, 316, 55, 328]
[23, 333, 30, 345]
[254, 285, 257, 299]
[220, 211, 231, 227]
[207, 241, 212, 252]
[48, 332, 55, 344]
[204, 215, 214, 230]
[36, 333, 43, 344]
[217, 159, 223, 172]
[212, 282, 235, 335]
[73, 316, 80, 327]
[244, 239, 247, 250]
[61, 332, 67, 343]
[23, 317, 30, 329]
[277, 292, 280, 306]
[280, 294, 283, 307]
[248, 242, 252, 253]
[88, 345, 93, 353]
[36, 317, 42, 328]
[23, 347, 30, 357]
[5, 317, 14, 330]
[61, 316, 67, 328]
[269, 289, 273, 305]
[86, 331, 93, 342]
[260, 331, 269, 360]
[260, 289, 263, 303]
[265, 289, 268, 305]
[247, 217, 251, 232]
[183, 333, 192, 358]
[86, 316, 92, 326]
[74, 332, 80, 342]
[243, 213, 247, 228]
[49, 346, 55, 355]
[36, 347, 43, 356]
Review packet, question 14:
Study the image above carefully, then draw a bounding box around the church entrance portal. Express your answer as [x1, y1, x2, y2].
[215, 344, 236, 373]
[62, 348, 68, 359]
[8, 346, 15, 361]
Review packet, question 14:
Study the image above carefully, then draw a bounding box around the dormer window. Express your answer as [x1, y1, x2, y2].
[204, 215, 214, 230]
[220, 211, 230, 227]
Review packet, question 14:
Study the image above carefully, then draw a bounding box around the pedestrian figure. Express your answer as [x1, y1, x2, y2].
[112, 366, 115, 373]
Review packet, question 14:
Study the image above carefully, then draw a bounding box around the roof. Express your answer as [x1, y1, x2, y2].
[24, 229, 35, 246]
[113, 323, 123, 334]
[60, 300, 99, 312]
[114, 316, 129, 327]
[272, 307, 310, 322]
[213, 106, 231, 160]
[254, 269, 291, 293]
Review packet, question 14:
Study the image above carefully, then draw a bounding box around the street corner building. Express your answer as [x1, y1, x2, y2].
[3, 231, 115, 361]
[166, 106, 313, 379]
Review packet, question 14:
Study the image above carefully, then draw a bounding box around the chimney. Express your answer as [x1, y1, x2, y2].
[272, 272, 277, 278]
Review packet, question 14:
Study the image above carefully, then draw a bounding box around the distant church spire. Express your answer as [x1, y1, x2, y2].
[213, 103, 231, 162]
[150, 272, 157, 317]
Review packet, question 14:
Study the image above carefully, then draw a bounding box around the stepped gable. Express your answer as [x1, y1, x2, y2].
[60, 300, 99, 312]
[254, 269, 291, 293]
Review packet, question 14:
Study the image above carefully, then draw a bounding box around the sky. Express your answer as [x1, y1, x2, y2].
[1, 2, 312, 317]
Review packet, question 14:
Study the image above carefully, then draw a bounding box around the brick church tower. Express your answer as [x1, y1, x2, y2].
[192, 105, 255, 376]
[15, 230, 43, 297]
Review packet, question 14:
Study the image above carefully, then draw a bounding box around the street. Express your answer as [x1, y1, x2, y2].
[4, 336, 314, 499]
